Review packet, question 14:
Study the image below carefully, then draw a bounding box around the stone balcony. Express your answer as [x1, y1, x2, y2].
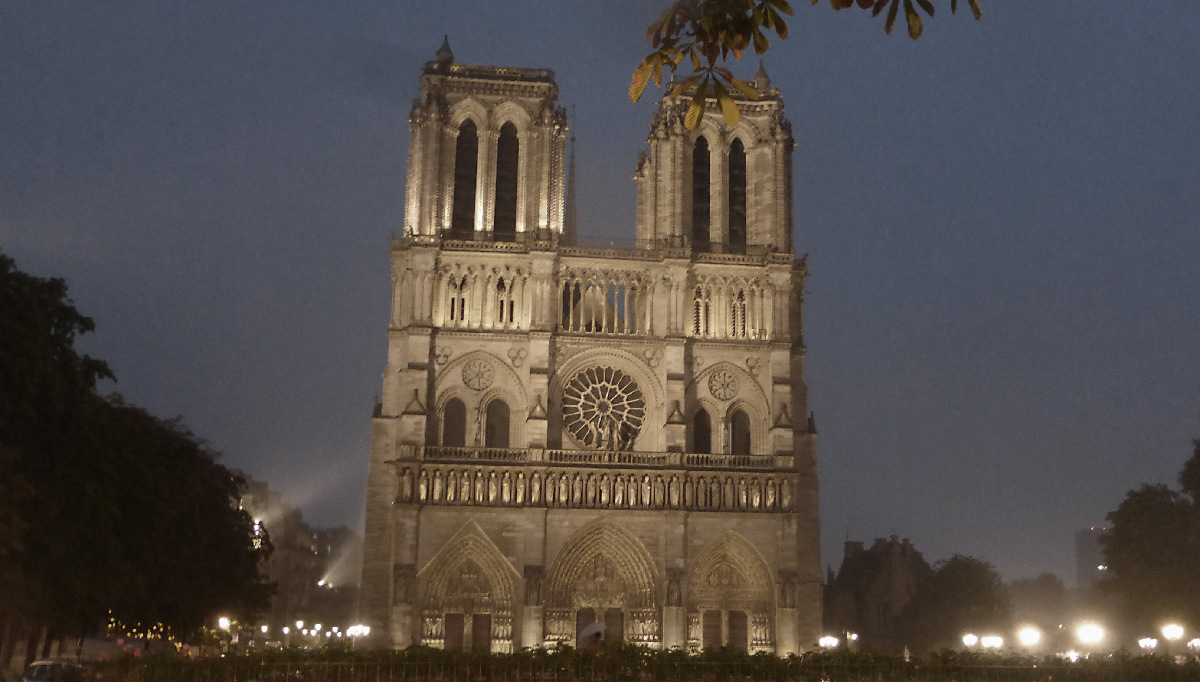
[388, 445, 798, 514]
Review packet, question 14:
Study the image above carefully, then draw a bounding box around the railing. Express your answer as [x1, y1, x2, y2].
[94, 657, 1200, 682]
[415, 446, 781, 471]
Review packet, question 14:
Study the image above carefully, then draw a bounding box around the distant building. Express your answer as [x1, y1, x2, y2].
[239, 477, 361, 635]
[1074, 526, 1107, 591]
[824, 537, 931, 654]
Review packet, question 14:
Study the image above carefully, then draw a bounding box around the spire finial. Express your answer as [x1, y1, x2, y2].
[436, 35, 454, 66]
[754, 60, 770, 92]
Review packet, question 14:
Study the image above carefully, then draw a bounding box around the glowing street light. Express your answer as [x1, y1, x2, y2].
[818, 636, 839, 648]
[1017, 627, 1041, 647]
[1077, 623, 1104, 646]
[260, 625, 269, 634]
[1139, 638, 1159, 650]
[1162, 624, 1184, 642]
[296, 620, 304, 629]
[217, 617, 231, 631]
[1188, 638, 1200, 650]
[980, 636, 1003, 649]
[282, 627, 290, 635]
[314, 623, 322, 632]
[962, 634, 979, 647]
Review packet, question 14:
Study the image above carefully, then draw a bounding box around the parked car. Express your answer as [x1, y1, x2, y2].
[21, 659, 91, 682]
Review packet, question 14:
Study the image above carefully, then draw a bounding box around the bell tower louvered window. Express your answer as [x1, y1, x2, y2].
[494, 122, 519, 241]
[728, 139, 747, 253]
[692, 137, 710, 249]
[451, 120, 478, 236]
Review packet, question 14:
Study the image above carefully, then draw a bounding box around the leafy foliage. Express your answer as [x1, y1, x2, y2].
[0, 249, 271, 638]
[1101, 438, 1200, 629]
[633, 0, 983, 129]
[897, 554, 1011, 653]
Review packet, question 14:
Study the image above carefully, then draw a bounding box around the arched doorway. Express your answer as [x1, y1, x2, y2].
[685, 532, 774, 653]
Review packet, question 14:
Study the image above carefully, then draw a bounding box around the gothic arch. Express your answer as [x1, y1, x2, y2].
[690, 361, 769, 448]
[437, 350, 528, 447]
[550, 347, 665, 451]
[448, 97, 489, 130]
[724, 397, 766, 456]
[684, 531, 775, 652]
[543, 519, 661, 646]
[489, 100, 534, 137]
[685, 531, 774, 610]
[418, 520, 521, 651]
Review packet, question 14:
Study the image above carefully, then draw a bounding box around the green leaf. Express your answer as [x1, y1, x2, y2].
[916, 0, 934, 16]
[715, 81, 740, 126]
[729, 76, 760, 100]
[951, 0, 957, 13]
[652, 59, 663, 87]
[885, 0, 900, 34]
[969, 0, 982, 20]
[685, 81, 707, 130]
[872, 0, 889, 16]
[630, 62, 652, 103]
[904, 0, 923, 39]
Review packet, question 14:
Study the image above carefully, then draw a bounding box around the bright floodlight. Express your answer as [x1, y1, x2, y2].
[1064, 651, 1080, 662]
[1162, 624, 1184, 641]
[1017, 627, 1041, 647]
[1138, 638, 1158, 650]
[363, 626, 370, 636]
[980, 636, 1003, 649]
[818, 636, 839, 648]
[296, 620, 304, 629]
[848, 633, 859, 642]
[1077, 623, 1104, 645]
[260, 625, 269, 634]
[282, 627, 290, 635]
[962, 634, 979, 647]
[218, 617, 231, 631]
[1189, 638, 1200, 650]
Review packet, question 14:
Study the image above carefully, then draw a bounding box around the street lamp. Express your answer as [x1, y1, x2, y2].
[981, 636, 1003, 649]
[218, 617, 231, 631]
[1139, 638, 1159, 650]
[260, 625, 269, 634]
[1017, 627, 1041, 647]
[962, 634, 979, 647]
[296, 620, 304, 630]
[1077, 623, 1104, 647]
[818, 636, 839, 648]
[1162, 624, 1184, 642]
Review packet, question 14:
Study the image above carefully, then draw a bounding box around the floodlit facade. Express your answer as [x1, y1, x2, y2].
[359, 39, 821, 654]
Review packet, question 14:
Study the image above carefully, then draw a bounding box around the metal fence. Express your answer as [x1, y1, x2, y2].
[95, 659, 1200, 682]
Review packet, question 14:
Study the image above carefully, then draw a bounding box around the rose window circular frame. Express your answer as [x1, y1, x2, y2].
[562, 366, 646, 450]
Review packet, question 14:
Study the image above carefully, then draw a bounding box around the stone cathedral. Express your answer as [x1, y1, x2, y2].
[360, 40, 821, 655]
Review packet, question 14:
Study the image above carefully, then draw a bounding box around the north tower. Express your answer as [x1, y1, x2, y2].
[360, 42, 821, 654]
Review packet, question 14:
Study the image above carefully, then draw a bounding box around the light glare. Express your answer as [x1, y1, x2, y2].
[1017, 627, 1041, 647]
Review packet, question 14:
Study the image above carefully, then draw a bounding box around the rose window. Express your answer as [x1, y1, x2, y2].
[562, 366, 645, 450]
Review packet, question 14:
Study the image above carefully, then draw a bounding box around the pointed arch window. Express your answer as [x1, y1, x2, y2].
[448, 276, 469, 323]
[451, 120, 479, 236]
[485, 398, 510, 448]
[495, 278, 514, 324]
[730, 409, 751, 456]
[442, 398, 466, 447]
[494, 122, 519, 241]
[731, 290, 747, 338]
[693, 409, 712, 454]
[692, 136, 711, 249]
[728, 138, 747, 253]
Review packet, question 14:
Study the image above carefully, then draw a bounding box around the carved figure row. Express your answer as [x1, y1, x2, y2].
[398, 466, 795, 512]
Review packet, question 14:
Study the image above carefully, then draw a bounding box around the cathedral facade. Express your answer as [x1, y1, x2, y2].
[359, 41, 821, 655]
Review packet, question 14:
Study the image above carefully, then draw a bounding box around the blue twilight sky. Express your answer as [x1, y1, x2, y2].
[3, 1, 1198, 584]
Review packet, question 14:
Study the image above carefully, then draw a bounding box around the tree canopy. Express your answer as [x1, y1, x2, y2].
[897, 554, 1011, 653]
[0, 250, 271, 645]
[1101, 437, 1200, 629]
[632, 0, 983, 129]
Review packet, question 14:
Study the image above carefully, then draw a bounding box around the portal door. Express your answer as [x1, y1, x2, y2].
[471, 614, 492, 652]
[445, 613, 465, 651]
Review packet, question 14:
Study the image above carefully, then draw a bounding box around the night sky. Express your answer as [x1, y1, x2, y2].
[3, 1, 1198, 584]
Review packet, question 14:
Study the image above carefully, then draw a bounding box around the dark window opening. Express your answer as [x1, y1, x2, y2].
[694, 410, 712, 454]
[485, 399, 510, 448]
[494, 122, 519, 241]
[444, 613, 465, 651]
[471, 614, 492, 653]
[730, 409, 751, 455]
[443, 398, 466, 447]
[727, 610, 748, 652]
[451, 121, 478, 236]
[692, 137, 711, 249]
[728, 139, 747, 253]
[702, 610, 722, 649]
[604, 608, 625, 642]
